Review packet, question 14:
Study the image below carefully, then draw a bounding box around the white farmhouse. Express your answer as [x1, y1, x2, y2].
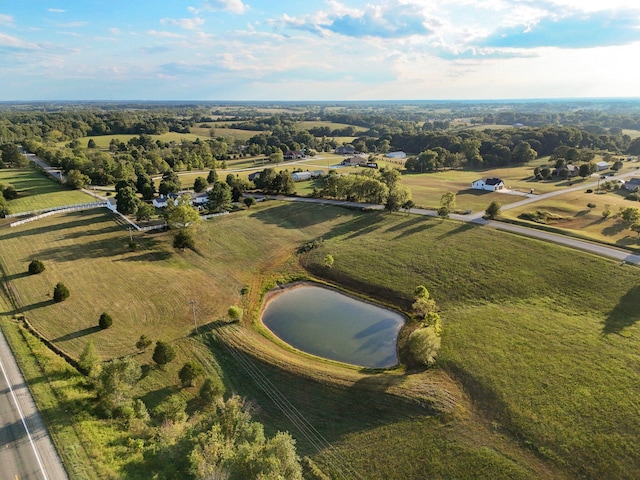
[472, 178, 505, 191]
[385, 151, 407, 159]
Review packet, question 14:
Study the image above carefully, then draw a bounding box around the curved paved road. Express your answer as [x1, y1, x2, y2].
[0, 327, 68, 479]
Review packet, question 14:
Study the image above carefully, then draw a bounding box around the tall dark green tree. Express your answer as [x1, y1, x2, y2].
[115, 186, 139, 215]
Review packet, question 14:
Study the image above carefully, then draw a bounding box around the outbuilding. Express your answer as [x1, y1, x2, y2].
[292, 171, 312, 181]
[385, 151, 407, 159]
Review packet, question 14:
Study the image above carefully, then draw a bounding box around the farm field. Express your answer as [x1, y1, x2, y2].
[73, 132, 208, 149]
[297, 121, 368, 132]
[0, 167, 93, 213]
[189, 125, 266, 141]
[1, 200, 639, 478]
[500, 186, 640, 248]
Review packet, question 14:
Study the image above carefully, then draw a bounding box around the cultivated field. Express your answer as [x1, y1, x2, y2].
[2, 199, 640, 479]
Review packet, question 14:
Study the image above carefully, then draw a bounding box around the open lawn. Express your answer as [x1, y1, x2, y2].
[0, 167, 93, 213]
[297, 121, 368, 133]
[75, 132, 207, 149]
[189, 126, 266, 141]
[1, 201, 640, 479]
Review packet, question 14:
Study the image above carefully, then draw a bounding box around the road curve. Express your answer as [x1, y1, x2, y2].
[0, 327, 69, 480]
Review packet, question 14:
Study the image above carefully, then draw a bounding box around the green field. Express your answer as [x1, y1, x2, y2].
[74, 132, 207, 149]
[0, 167, 93, 214]
[1, 199, 640, 479]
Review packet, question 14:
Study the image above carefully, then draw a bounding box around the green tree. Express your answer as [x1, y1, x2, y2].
[87, 139, 97, 148]
[1, 143, 26, 167]
[414, 285, 429, 299]
[631, 222, 640, 237]
[227, 305, 243, 321]
[193, 176, 208, 193]
[135, 202, 154, 222]
[78, 340, 101, 376]
[207, 181, 232, 213]
[385, 186, 410, 212]
[243, 196, 256, 209]
[28, 259, 45, 274]
[155, 394, 188, 423]
[96, 357, 142, 417]
[619, 206, 640, 224]
[173, 228, 195, 250]
[179, 361, 204, 387]
[2, 185, 18, 200]
[53, 282, 70, 302]
[579, 163, 594, 179]
[152, 340, 176, 368]
[207, 169, 218, 184]
[402, 199, 415, 214]
[135, 334, 153, 352]
[438, 192, 456, 219]
[269, 151, 283, 164]
[66, 169, 90, 189]
[164, 194, 200, 229]
[99, 312, 113, 329]
[512, 141, 537, 163]
[115, 186, 139, 215]
[408, 326, 441, 366]
[485, 200, 501, 219]
[0, 195, 9, 218]
[199, 376, 225, 404]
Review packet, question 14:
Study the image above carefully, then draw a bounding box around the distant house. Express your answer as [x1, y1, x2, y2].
[335, 145, 356, 155]
[596, 161, 610, 171]
[192, 193, 209, 205]
[152, 192, 181, 208]
[553, 164, 579, 177]
[385, 151, 406, 159]
[341, 154, 368, 166]
[472, 178, 505, 191]
[292, 171, 312, 181]
[310, 170, 326, 178]
[624, 177, 640, 191]
[284, 150, 305, 160]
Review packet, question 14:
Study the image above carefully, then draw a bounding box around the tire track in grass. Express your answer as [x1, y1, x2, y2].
[215, 324, 363, 480]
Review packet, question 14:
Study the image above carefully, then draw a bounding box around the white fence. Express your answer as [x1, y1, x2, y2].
[9, 202, 108, 227]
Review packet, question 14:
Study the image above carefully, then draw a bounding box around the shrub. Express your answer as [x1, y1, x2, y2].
[53, 282, 70, 302]
[627, 192, 640, 202]
[28, 259, 45, 275]
[135, 334, 153, 351]
[2, 185, 18, 200]
[199, 376, 225, 404]
[173, 229, 195, 250]
[585, 189, 593, 193]
[408, 326, 441, 367]
[99, 312, 113, 329]
[587, 203, 596, 209]
[227, 305, 243, 321]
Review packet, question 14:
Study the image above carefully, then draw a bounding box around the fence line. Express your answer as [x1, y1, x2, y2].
[6, 201, 107, 219]
[9, 202, 108, 227]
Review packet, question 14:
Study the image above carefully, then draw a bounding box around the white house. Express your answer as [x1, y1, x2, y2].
[472, 178, 505, 191]
[596, 161, 610, 171]
[192, 193, 209, 205]
[385, 151, 406, 159]
[292, 171, 312, 181]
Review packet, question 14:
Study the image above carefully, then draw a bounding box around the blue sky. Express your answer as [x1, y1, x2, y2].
[1, 0, 639, 100]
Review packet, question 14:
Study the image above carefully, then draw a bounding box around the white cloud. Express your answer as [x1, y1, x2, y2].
[0, 13, 15, 26]
[161, 17, 205, 30]
[47, 8, 66, 13]
[199, 0, 247, 15]
[148, 30, 185, 38]
[109, 27, 121, 35]
[0, 32, 39, 49]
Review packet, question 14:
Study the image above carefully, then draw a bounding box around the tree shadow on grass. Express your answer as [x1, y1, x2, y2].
[436, 222, 476, 240]
[602, 285, 640, 335]
[51, 325, 101, 343]
[139, 385, 180, 414]
[395, 221, 438, 239]
[602, 221, 628, 237]
[4, 271, 31, 282]
[0, 212, 112, 242]
[249, 202, 348, 230]
[19, 299, 55, 314]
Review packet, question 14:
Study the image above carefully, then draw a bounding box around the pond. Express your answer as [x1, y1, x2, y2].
[261, 284, 405, 368]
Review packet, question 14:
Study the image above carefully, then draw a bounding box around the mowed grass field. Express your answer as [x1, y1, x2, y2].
[2, 201, 640, 478]
[0, 167, 93, 213]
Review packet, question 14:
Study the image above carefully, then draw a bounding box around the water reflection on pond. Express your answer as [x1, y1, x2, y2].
[261, 284, 404, 368]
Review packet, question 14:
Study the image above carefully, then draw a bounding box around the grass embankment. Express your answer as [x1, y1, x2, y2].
[0, 167, 93, 214]
[2, 202, 640, 478]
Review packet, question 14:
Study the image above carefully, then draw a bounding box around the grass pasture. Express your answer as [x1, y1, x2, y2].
[0, 167, 93, 214]
[2, 200, 640, 478]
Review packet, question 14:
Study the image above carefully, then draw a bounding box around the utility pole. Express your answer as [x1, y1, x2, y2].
[189, 300, 198, 334]
[128, 226, 133, 242]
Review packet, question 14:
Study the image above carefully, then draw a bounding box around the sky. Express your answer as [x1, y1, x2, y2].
[1, 0, 639, 101]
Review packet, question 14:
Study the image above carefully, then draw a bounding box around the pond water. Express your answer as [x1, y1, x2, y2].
[261, 284, 405, 368]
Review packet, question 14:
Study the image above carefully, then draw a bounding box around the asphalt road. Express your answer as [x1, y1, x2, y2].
[0, 328, 68, 480]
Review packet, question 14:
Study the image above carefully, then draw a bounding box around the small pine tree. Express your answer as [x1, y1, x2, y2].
[78, 340, 100, 375]
[173, 229, 195, 250]
[152, 340, 176, 367]
[179, 361, 204, 387]
[99, 312, 113, 329]
[53, 282, 70, 302]
[28, 259, 45, 275]
[485, 200, 501, 219]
